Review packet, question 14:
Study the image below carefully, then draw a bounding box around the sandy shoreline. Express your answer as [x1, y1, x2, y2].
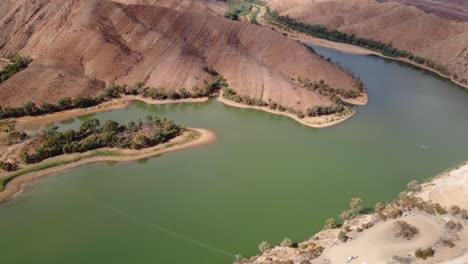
[217, 92, 356, 128]
[0, 128, 216, 204]
[415, 161, 468, 209]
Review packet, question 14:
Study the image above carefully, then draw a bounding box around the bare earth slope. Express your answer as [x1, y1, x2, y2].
[265, 0, 468, 84]
[0, 0, 357, 114]
[376, 0, 468, 21]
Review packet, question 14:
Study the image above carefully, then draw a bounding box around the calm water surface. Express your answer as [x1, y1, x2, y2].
[0, 47, 467, 264]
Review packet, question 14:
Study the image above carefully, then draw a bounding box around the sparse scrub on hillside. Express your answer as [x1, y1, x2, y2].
[0, 73, 226, 120]
[264, 9, 454, 78]
[0, 55, 32, 84]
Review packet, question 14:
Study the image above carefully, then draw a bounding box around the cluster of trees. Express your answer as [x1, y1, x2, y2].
[222, 88, 267, 107]
[0, 55, 32, 84]
[0, 74, 226, 120]
[299, 77, 361, 101]
[305, 104, 345, 117]
[222, 88, 307, 118]
[20, 116, 181, 164]
[266, 10, 452, 76]
[339, 197, 363, 222]
[224, 0, 252, 20]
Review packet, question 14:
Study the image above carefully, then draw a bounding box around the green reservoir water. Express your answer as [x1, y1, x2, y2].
[1, 47, 467, 264]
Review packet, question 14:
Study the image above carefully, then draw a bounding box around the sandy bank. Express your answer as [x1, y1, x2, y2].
[415, 162, 468, 209]
[0, 128, 216, 204]
[217, 92, 356, 128]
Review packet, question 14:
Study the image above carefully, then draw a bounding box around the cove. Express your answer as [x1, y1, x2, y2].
[0, 46, 467, 264]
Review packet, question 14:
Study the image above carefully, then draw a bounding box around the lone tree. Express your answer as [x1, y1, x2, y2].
[339, 197, 363, 221]
[280, 238, 292, 247]
[324, 218, 338, 229]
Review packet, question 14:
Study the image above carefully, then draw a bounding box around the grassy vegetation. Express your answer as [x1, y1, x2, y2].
[0, 55, 32, 84]
[225, 0, 265, 24]
[0, 129, 201, 192]
[21, 116, 181, 164]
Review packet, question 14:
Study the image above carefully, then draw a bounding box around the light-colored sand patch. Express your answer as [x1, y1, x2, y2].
[217, 92, 355, 128]
[416, 163, 468, 209]
[321, 213, 445, 264]
[0, 128, 216, 203]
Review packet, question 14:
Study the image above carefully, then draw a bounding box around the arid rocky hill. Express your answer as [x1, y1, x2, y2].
[265, 0, 468, 84]
[377, 0, 468, 21]
[0, 0, 358, 113]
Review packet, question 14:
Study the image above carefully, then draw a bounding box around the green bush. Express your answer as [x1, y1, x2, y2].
[0, 55, 32, 83]
[415, 247, 435, 260]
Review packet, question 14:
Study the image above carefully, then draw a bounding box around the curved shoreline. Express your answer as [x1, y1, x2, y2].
[254, 5, 468, 91]
[12, 96, 210, 132]
[217, 92, 356, 128]
[0, 128, 216, 204]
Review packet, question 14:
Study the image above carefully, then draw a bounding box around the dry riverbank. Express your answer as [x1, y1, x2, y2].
[0, 128, 216, 204]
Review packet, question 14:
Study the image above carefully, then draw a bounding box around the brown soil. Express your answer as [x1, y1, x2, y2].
[0, 0, 359, 114]
[376, 0, 468, 22]
[265, 0, 468, 85]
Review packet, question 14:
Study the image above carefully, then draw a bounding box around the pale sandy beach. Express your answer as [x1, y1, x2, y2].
[415, 162, 468, 210]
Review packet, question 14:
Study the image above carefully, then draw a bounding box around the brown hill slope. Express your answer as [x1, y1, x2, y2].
[376, 0, 468, 21]
[265, 0, 468, 84]
[0, 0, 358, 114]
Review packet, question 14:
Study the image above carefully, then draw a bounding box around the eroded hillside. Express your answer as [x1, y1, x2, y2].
[0, 0, 359, 115]
[265, 0, 468, 85]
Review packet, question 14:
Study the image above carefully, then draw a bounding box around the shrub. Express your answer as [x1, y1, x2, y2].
[339, 197, 363, 222]
[280, 238, 292, 247]
[258, 241, 270, 253]
[337, 231, 348, 242]
[375, 202, 385, 212]
[407, 180, 421, 192]
[415, 247, 435, 260]
[324, 218, 338, 229]
[449, 205, 461, 215]
[0, 161, 19, 172]
[393, 220, 418, 240]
